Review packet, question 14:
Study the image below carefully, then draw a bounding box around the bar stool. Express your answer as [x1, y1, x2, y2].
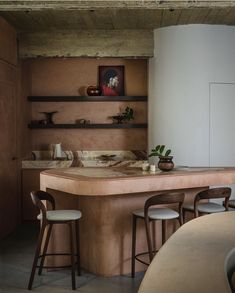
[131, 192, 185, 278]
[183, 187, 231, 222]
[28, 190, 82, 290]
[226, 198, 235, 209]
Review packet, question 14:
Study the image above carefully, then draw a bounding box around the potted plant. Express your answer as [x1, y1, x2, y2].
[148, 145, 174, 171]
[111, 107, 134, 124]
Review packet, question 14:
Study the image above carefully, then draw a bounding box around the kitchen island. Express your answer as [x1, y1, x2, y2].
[40, 166, 235, 276]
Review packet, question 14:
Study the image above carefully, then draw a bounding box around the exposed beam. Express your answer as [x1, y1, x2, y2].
[0, 1, 235, 11]
[19, 29, 153, 58]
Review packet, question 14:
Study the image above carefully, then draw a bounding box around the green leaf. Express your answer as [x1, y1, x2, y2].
[159, 145, 165, 154]
[165, 149, 171, 156]
[155, 145, 160, 151]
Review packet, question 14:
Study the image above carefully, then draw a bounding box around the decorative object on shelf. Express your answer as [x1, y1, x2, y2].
[99, 65, 124, 96]
[78, 86, 87, 96]
[40, 111, 58, 124]
[87, 86, 102, 96]
[111, 106, 134, 124]
[149, 145, 174, 171]
[77, 119, 91, 124]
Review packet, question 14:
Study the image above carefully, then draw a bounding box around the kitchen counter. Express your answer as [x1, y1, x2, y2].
[40, 166, 235, 276]
[41, 166, 235, 196]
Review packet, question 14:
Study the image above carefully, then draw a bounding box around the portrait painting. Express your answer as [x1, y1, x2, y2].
[99, 66, 124, 96]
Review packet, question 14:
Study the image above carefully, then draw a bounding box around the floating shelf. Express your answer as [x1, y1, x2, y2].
[28, 96, 147, 102]
[28, 123, 148, 129]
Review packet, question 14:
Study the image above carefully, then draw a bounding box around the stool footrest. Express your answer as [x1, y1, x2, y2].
[135, 250, 158, 266]
[38, 253, 79, 258]
[36, 264, 78, 269]
[37, 253, 79, 270]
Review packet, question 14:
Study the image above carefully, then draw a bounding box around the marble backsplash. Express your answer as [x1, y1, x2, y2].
[22, 150, 147, 169]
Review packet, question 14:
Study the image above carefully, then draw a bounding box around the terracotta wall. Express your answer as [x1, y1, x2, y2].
[0, 17, 19, 238]
[24, 58, 148, 150]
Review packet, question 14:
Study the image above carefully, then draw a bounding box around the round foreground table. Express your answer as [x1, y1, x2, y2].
[139, 211, 235, 293]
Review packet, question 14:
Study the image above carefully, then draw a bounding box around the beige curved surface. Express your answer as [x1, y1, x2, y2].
[138, 212, 235, 293]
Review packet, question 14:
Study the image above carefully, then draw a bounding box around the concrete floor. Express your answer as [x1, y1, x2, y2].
[0, 223, 145, 293]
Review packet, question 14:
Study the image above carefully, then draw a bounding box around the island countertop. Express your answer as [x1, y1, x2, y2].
[41, 166, 235, 196]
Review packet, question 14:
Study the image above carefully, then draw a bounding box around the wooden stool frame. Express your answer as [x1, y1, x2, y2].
[28, 191, 81, 290]
[131, 192, 184, 278]
[183, 187, 231, 221]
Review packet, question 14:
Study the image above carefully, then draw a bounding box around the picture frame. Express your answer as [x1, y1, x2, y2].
[99, 65, 124, 96]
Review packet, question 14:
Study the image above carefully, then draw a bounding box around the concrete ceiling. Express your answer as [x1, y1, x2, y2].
[0, 1, 235, 32]
[1, 1, 235, 58]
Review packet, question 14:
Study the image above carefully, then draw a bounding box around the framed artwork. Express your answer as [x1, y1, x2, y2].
[99, 65, 124, 96]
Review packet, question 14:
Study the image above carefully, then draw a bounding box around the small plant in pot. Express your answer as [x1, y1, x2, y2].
[111, 107, 134, 124]
[148, 145, 174, 171]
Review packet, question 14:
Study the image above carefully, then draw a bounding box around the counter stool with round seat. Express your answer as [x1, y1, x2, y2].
[131, 192, 185, 278]
[182, 187, 231, 222]
[28, 190, 82, 290]
[226, 198, 235, 210]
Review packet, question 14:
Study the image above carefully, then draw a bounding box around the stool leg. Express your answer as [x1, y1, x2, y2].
[145, 216, 153, 262]
[131, 215, 137, 278]
[162, 220, 166, 245]
[38, 223, 53, 275]
[179, 212, 183, 226]
[183, 209, 186, 224]
[28, 223, 46, 290]
[69, 222, 76, 290]
[75, 220, 81, 276]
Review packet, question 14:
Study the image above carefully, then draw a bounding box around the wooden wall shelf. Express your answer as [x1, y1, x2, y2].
[28, 96, 147, 102]
[28, 123, 148, 129]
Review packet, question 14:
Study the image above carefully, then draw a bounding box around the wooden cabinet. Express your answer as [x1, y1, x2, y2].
[21, 169, 45, 221]
[0, 79, 18, 237]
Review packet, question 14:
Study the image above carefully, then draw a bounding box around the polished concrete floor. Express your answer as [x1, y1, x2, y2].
[0, 224, 145, 292]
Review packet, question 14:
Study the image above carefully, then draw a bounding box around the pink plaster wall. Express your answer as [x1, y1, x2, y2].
[24, 58, 148, 150]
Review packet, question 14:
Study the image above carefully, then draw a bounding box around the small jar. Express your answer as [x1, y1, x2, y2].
[87, 86, 101, 96]
[150, 164, 156, 172]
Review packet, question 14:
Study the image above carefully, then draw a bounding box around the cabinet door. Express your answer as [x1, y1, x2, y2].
[22, 169, 44, 221]
[209, 83, 235, 199]
[0, 82, 17, 238]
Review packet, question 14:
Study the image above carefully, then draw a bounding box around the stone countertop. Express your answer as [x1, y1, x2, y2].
[22, 160, 73, 169]
[22, 150, 148, 169]
[21, 159, 147, 169]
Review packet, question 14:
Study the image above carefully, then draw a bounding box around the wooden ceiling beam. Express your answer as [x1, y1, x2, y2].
[0, 1, 235, 11]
